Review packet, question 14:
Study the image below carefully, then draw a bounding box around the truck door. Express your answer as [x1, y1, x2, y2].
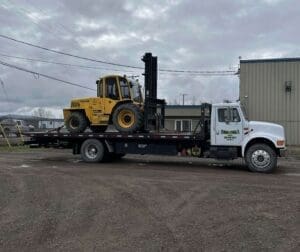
[214, 107, 243, 146]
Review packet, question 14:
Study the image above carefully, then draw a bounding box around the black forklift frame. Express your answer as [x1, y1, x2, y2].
[142, 53, 166, 132]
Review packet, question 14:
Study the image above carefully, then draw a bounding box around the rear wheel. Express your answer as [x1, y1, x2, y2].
[112, 103, 143, 133]
[80, 139, 105, 163]
[66, 112, 88, 133]
[245, 143, 277, 173]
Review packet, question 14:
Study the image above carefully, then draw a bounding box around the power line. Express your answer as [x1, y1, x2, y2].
[1, 0, 95, 66]
[0, 59, 96, 91]
[0, 52, 233, 76]
[0, 34, 238, 74]
[0, 34, 143, 69]
[0, 52, 138, 73]
[159, 72, 236, 76]
[7, 0, 86, 51]
[159, 68, 236, 74]
[1, 0, 64, 39]
[24, 0, 75, 36]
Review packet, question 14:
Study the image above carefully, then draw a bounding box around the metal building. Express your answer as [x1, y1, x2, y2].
[240, 58, 300, 145]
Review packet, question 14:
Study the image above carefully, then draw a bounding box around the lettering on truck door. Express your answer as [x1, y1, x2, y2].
[215, 107, 243, 146]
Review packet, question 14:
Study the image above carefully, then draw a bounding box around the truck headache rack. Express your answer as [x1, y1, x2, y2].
[142, 53, 166, 132]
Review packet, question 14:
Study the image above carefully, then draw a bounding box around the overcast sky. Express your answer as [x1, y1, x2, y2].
[0, 0, 299, 118]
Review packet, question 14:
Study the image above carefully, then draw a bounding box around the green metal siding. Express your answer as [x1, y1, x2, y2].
[240, 60, 300, 145]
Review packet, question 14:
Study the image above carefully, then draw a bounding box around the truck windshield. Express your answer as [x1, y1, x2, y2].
[241, 105, 248, 120]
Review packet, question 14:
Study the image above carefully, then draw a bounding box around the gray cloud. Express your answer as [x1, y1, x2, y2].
[0, 0, 299, 117]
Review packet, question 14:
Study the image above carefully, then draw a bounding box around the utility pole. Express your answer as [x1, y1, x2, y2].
[180, 93, 188, 105]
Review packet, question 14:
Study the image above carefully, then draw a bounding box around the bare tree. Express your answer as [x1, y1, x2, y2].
[32, 108, 54, 118]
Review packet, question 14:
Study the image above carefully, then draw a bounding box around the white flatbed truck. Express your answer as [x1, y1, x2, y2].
[25, 102, 286, 173]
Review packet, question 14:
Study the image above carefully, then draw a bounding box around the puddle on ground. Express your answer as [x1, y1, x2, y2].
[12, 164, 31, 168]
[284, 173, 300, 176]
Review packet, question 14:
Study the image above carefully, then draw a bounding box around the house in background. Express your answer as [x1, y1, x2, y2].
[0, 115, 64, 130]
[0, 115, 40, 128]
[38, 119, 64, 129]
[164, 105, 204, 132]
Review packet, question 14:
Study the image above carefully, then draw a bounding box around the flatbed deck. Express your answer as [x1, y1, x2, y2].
[24, 130, 207, 158]
[25, 131, 205, 143]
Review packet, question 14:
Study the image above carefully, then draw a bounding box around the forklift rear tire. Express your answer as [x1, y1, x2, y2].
[80, 139, 105, 162]
[112, 103, 143, 133]
[66, 112, 88, 133]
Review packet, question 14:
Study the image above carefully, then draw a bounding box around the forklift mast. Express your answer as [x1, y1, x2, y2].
[142, 53, 166, 131]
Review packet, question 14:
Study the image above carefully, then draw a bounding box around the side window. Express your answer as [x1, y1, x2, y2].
[218, 108, 240, 123]
[97, 79, 103, 97]
[175, 120, 181, 132]
[232, 108, 240, 122]
[119, 77, 130, 99]
[174, 120, 192, 132]
[182, 120, 191, 132]
[106, 77, 119, 99]
[218, 108, 228, 122]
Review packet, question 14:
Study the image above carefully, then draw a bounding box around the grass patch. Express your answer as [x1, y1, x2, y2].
[0, 145, 38, 152]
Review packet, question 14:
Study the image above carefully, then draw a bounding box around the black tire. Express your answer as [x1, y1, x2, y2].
[80, 139, 105, 163]
[112, 103, 143, 133]
[245, 143, 277, 173]
[90, 126, 107, 133]
[66, 112, 88, 133]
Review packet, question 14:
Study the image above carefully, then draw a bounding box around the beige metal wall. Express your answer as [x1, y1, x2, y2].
[240, 60, 300, 145]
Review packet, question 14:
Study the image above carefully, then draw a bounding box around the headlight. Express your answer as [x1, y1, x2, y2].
[276, 140, 285, 147]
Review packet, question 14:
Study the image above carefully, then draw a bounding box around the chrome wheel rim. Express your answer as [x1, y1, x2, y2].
[251, 150, 271, 169]
[85, 144, 98, 159]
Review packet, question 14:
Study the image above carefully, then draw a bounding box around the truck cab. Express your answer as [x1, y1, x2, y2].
[209, 102, 286, 172]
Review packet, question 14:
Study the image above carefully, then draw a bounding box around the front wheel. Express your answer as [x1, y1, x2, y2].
[245, 143, 277, 173]
[112, 103, 143, 133]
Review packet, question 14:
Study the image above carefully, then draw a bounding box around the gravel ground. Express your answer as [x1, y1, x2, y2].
[0, 149, 299, 251]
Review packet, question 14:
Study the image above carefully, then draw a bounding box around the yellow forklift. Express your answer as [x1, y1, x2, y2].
[63, 53, 165, 133]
